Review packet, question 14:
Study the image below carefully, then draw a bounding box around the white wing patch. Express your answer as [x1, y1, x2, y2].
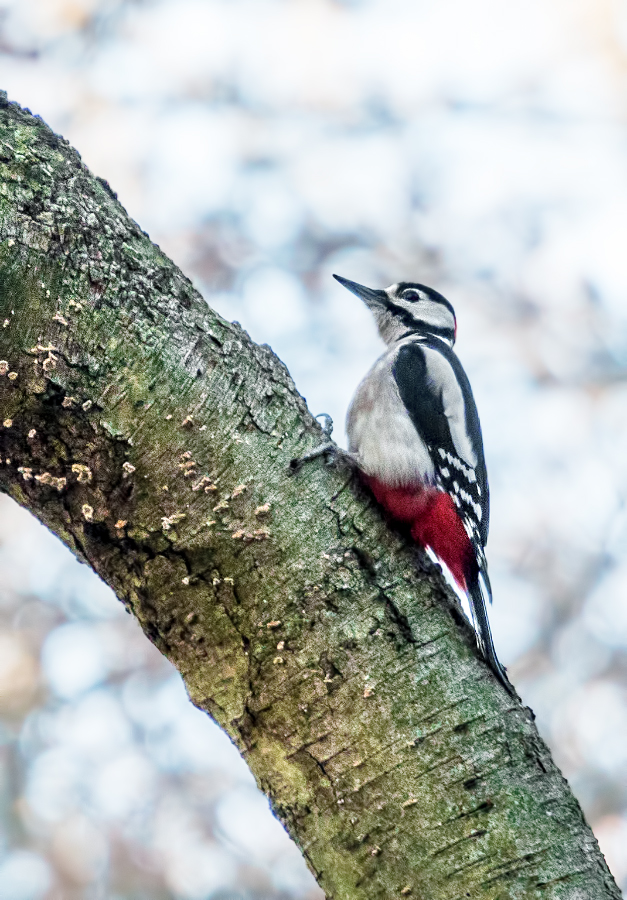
[426, 350, 477, 469]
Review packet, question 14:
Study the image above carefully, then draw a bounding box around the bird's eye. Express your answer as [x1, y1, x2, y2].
[403, 290, 421, 302]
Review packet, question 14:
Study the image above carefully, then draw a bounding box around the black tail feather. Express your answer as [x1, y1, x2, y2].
[468, 572, 515, 695]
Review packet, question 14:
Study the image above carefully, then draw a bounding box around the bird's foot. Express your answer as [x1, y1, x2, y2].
[290, 414, 356, 472]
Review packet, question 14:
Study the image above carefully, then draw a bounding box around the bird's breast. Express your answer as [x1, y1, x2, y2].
[346, 354, 435, 487]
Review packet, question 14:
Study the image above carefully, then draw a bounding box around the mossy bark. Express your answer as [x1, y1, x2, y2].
[0, 94, 619, 900]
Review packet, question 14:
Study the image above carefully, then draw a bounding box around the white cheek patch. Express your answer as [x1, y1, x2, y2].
[418, 302, 455, 333]
[390, 293, 455, 334]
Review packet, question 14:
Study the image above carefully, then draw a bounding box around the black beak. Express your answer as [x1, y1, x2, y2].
[333, 274, 388, 309]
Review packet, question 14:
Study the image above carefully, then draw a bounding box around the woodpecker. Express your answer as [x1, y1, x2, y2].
[331, 274, 510, 690]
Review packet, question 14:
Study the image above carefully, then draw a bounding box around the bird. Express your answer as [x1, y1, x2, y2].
[322, 274, 511, 691]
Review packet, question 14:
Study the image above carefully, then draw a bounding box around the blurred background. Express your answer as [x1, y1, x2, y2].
[0, 0, 627, 896]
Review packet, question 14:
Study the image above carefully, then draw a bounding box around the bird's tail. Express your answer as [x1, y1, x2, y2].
[467, 569, 514, 694]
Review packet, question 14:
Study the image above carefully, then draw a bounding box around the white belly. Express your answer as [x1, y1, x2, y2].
[346, 355, 435, 487]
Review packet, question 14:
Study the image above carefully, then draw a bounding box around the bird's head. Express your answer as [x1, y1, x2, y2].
[333, 274, 457, 347]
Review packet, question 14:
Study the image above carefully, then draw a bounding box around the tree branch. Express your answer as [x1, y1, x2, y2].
[0, 93, 619, 899]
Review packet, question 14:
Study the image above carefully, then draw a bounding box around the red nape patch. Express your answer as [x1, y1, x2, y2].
[363, 476, 474, 589]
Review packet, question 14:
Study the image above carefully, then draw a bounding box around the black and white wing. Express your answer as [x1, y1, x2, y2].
[392, 337, 515, 692]
[392, 338, 489, 558]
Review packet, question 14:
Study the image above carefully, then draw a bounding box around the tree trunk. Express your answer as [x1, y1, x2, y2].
[0, 93, 619, 900]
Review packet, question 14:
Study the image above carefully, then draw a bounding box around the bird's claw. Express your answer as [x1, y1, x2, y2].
[290, 413, 337, 471]
[316, 413, 334, 438]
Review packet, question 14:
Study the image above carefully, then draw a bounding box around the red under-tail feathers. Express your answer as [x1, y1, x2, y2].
[363, 475, 475, 589]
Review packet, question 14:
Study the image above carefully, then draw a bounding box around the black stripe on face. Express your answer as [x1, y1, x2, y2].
[395, 282, 456, 319]
[398, 324, 456, 342]
[382, 296, 455, 342]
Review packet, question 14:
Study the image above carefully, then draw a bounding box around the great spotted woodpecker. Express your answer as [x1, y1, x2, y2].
[297, 274, 511, 691]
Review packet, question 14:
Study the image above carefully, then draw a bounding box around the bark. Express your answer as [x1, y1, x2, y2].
[0, 93, 619, 900]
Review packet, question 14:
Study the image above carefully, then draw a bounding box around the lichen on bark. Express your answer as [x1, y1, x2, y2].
[0, 93, 620, 899]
